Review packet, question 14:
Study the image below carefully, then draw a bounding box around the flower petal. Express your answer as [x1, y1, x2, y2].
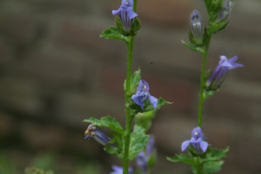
[227, 55, 238, 63]
[146, 135, 155, 157]
[219, 55, 228, 65]
[112, 8, 121, 15]
[149, 95, 158, 109]
[137, 80, 143, 92]
[199, 139, 208, 153]
[136, 151, 147, 173]
[132, 93, 145, 110]
[127, 9, 138, 19]
[181, 140, 191, 152]
[143, 80, 150, 91]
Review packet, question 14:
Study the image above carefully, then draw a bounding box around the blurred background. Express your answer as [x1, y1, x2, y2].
[0, 0, 260, 173]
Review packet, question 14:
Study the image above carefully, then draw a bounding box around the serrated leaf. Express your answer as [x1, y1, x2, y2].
[181, 40, 204, 53]
[202, 161, 224, 174]
[131, 98, 172, 116]
[83, 116, 124, 135]
[128, 125, 149, 160]
[100, 27, 128, 42]
[124, 68, 141, 93]
[204, 147, 229, 162]
[104, 131, 124, 158]
[167, 154, 197, 166]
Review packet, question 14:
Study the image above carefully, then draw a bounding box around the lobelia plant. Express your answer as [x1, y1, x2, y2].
[82, 0, 243, 174]
[167, 0, 243, 174]
[83, 0, 170, 174]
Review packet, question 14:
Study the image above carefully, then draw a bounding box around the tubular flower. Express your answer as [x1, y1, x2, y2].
[112, 0, 138, 33]
[181, 127, 208, 154]
[110, 165, 133, 174]
[84, 124, 110, 146]
[131, 80, 158, 110]
[216, 0, 233, 22]
[190, 10, 203, 40]
[206, 55, 244, 90]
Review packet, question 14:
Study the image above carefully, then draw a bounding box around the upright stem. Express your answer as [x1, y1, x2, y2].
[123, 0, 137, 172]
[123, 36, 134, 174]
[197, 35, 211, 127]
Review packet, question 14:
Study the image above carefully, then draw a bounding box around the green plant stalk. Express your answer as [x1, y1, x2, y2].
[123, 36, 134, 174]
[123, 1, 137, 173]
[197, 35, 211, 127]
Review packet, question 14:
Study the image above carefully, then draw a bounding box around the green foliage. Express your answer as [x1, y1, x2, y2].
[207, 21, 230, 34]
[181, 40, 204, 53]
[100, 27, 128, 42]
[83, 116, 124, 135]
[147, 150, 157, 168]
[128, 125, 149, 160]
[130, 97, 172, 116]
[204, 0, 224, 23]
[124, 68, 141, 94]
[167, 146, 229, 174]
[167, 154, 197, 166]
[104, 131, 124, 159]
[24, 168, 53, 174]
[188, 30, 204, 47]
[30, 154, 54, 171]
[135, 110, 156, 131]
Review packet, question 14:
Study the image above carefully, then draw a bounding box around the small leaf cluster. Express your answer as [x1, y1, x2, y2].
[184, 0, 232, 52]
[167, 146, 229, 174]
[100, 17, 141, 43]
[83, 116, 149, 161]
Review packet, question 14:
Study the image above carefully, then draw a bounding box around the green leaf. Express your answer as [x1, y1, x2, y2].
[147, 151, 157, 168]
[202, 161, 224, 174]
[104, 131, 124, 159]
[181, 40, 204, 53]
[83, 116, 124, 135]
[135, 110, 156, 131]
[167, 153, 197, 166]
[204, 147, 229, 162]
[124, 68, 141, 94]
[131, 97, 172, 116]
[100, 27, 128, 42]
[128, 125, 149, 160]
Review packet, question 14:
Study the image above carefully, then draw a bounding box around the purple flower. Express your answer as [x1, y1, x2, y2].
[136, 135, 155, 174]
[110, 165, 133, 174]
[84, 124, 112, 146]
[112, 0, 138, 33]
[216, 0, 233, 22]
[181, 127, 208, 154]
[190, 10, 203, 40]
[131, 80, 158, 110]
[206, 55, 244, 89]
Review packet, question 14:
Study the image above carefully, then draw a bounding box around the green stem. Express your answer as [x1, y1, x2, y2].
[197, 35, 211, 127]
[123, 1, 137, 173]
[123, 36, 134, 174]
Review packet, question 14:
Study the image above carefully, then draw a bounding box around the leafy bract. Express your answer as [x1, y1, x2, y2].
[167, 154, 196, 166]
[124, 68, 141, 94]
[83, 116, 124, 135]
[100, 27, 128, 42]
[128, 125, 149, 160]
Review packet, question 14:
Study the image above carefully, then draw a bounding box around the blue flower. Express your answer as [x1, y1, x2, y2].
[136, 135, 155, 174]
[216, 0, 233, 22]
[181, 127, 208, 154]
[110, 165, 133, 174]
[85, 124, 116, 148]
[190, 10, 203, 40]
[206, 55, 244, 90]
[112, 0, 138, 33]
[131, 80, 158, 110]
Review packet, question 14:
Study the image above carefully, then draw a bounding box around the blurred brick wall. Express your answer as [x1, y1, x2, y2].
[0, 0, 260, 173]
